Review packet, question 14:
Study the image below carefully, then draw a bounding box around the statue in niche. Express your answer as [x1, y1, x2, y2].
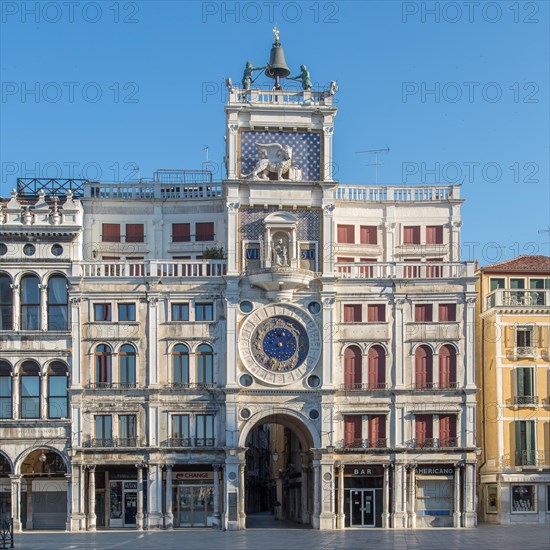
[273, 236, 289, 267]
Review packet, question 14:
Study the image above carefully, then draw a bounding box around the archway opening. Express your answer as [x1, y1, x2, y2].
[20, 449, 68, 530]
[0, 453, 12, 521]
[244, 414, 314, 529]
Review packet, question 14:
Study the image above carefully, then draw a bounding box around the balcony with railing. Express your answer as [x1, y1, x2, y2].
[334, 185, 459, 202]
[501, 451, 549, 468]
[413, 382, 460, 391]
[227, 87, 333, 106]
[86, 382, 138, 390]
[163, 383, 217, 391]
[408, 438, 458, 449]
[339, 383, 388, 391]
[506, 395, 539, 407]
[335, 261, 473, 280]
[85, 437, 138, 448]
[336, 438, 388, 451]
[162, 437, 216, 448]
[484, 289, 550, 312]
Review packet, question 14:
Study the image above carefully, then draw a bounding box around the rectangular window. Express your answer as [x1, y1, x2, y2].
[195, 303, 214, 321]
[511, 485, 536, 513]
[343, 415, 363, 447]
[102, 223, 120, 242]
[337, 224, 355, 244]
[367, 415, 386, 447]
[94, 303, 111, 322]
[367, 304, 385, 322]
[486, 484, 499, 514]
[530, 278, 550, 289]
[171, 414, 190, 445]
[438, 304, 456, 322]
[125, 224, 144, 243]
[171, 303, 189, 321]
[415, 414, 434, 446]
[403, 226, 420, 245]
[119, 415, 136, 445]
[118, 303, 136, 322]
[196, 414, 215, 446]
[48, 376, 68, 419]
[438, 414, 457, 447]
[343, 304, 362, 323]
[95, 415, 112, 444]
[516, 326, 534, 348]
[172, 223, 191, 242]
[516, 367, 535, 400]
[515, 420, 536, 466]
[490, 278, 505, 291]
[417, 479, 452, 517]
[415, 304, 433, 322]
[0, 375, 12, 419]
[426, 225, 443, 244]
[360, 225, 377, 245]
[195, 222, 215, 241]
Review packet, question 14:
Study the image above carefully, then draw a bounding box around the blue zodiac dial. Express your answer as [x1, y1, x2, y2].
[251, 316, 309, 372]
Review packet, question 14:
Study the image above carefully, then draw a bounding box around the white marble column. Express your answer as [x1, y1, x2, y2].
[87, 466, 96, 531]
[10, 283, 19, 331]
[408, 466, 416, 528]
[40, 372, 47, 419]
[238, 463, 246, 528]
[312, 462, 320, 528]
[70, 464, 84, 531]
[39, 283, 48, 330]
[336, 463, 345, 529]
[164, 464, 173, 529]
[147, 296, 159, 386]
[453, 465, 461, 527]
[136, 464, 144, 530]
[464, 463, 476, 527]
[382, 464, 390, 528]
[26, 477, 33, 529]
[70, 297, 82, 388]
[9, 474, 21, 532]
[65, 473, 72, 531]
[393, 463, 407, 528]
[300, 458, 309, 525]
[213, 465, 221, 527]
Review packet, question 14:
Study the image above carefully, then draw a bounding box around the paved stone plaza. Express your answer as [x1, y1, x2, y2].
[13, 524, 550, 550]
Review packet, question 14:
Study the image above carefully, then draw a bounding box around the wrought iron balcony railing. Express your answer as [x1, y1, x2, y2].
[409, 437, 458, 449]
[506, 396, 539, 406]
[339, 382, 388, 391]
[162, 437, 216, 448]
[164, 383, 216, 390]
[502, 451, 548, 468]
[337, 438, 388, 450]
[87, 382, 138, 390]
[413, 382, 459, 390]
[86, 437, 138, 448]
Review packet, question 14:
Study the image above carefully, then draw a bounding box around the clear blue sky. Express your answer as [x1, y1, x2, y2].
[1, 1, 548, 265]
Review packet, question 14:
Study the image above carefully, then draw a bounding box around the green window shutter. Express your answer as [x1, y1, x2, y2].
[516, 368, 524, 397]
[526, 421, 535, 453]
[515, 421, 523, 453]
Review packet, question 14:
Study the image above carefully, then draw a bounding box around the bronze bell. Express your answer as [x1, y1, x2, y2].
[265, 42, 291, 89]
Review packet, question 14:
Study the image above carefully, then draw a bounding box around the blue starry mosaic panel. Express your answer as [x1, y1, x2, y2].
[240, 130, 322, 181]
[240, 208, 321, 242]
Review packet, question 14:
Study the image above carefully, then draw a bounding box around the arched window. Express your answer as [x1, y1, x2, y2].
[94, 345, 112, 388]
[196, 344, 213, 386]
[415, 345, 433, 390]
[20, 361, 40, 418]
[439, 345, 457, 389]
[368, 345, 386, 389]
[0, 274, 13, 330]
[0, 361, 12, 419]
[172, 344, 189, 387]
[47, 275, 68, 330]
[119, 344, 136, 388]
[343, 346, 362, 389]
[48, 362, 68, 418]
[20, 275, 40, 330]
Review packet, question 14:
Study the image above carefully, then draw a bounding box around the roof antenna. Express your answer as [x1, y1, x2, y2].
[356, 146, 390, 185]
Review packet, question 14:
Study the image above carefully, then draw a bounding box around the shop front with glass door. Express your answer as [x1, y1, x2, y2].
[109, 481, 138, 528]
[347, 489, 376, 527]
[173, 484, 214, 527]
[343, 465, 384, 528]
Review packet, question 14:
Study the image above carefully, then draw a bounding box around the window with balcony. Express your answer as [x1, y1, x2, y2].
[343, 415, 362, 448]
[102, 223, 120, 242]
[343, 346, 361, 389]
[336, 257, 355, 275]
[119, 414, 137, 446]
[195, 222, 214, 242]
[415, 414, 434, 447]
[172, 344, 189, 386]
[94, 344, 112, 387]
[403, 226, 420, 245]
[20, 275, 40, 330]
[119, 344, 136, 387]
[510, 278, 526, 304]
[439, 345, 457, 389]
[426, 225, 443, 244]
[415, 304, 433, 322]
[125, 224, 144, 243]
[367, 414, 386, 447]
[172, 223, 191, 242]
[515, 420, 536, 466]
[94, 303, 111, 322]
[360, 225, 377, 245]
[530, 278, 550, 289]
[47, 275, 68, 330]
[48, 362, 68, 419]
[368, 345, 386, 389]
[438, 304, 456, 322]
[516, 325, 535, 356]
[439, 414, 457, 447]
[197, 344, 213, 386]
[20, 361, 40, 419]
[515, 367, 536, 405]
[196, 414, 214, 446]
[367, 304, 385, 322]
[195, 303, 213, 321]
[118, 303, 136, 322]
[0, 361, 12, 419]
[171, 303, 189, 321]
[95, 415, 112, 445]
[490, 278, 505, 291]
[337, 224, 355, 244]
[415, 345, 433, 389]
[343, 304, 362, 323]
[171, 414, 190, 446]
[0, 274, 13, 331]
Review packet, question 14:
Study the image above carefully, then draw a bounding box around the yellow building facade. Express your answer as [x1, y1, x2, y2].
[476, 255, 550, 524]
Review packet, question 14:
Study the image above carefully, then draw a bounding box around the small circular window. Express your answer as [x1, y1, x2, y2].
[23, 244, 36, 256]
[307, 375, 321, 388]
[240, 408, 251, 420]
[0, 244, 7, 256]
[239, 374, 253, 387]
[51, 244, 63, 257]
[308, 301, 321, 314]
[239, 301, 254, 314]
[309, 409, 319, 420]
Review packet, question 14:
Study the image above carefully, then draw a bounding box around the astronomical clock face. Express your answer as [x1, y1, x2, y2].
[239, 304, 321, 386]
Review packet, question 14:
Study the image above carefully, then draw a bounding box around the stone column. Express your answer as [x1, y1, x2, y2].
[136, 464, 144, 530]
[87, 466, 96, 531]
[26, 477, 33, 529]
[224, 293, 239, 388]
[39, 283, 48, 330]
[382, 464, 390, 528]
[408, 466, 416, 528]
[70, 464, 84, 531]
[464, 463, 476, 527]
[225, 202, 239, 275]
[65, 473, 72, 531]
[147, 296, 159, 386]
[213, 465, 221, 527]
[40, 372, 47, 419]
[322, 125, 334, 181]
[312, 462, 320, 528]
[9, 474, 21, 532]
[300, 454, 309, 525]
[70, 297, 82, 388]
[12, 373, 19, 420]
[238, 462, 246, 528]
[453, 464, 461, 527]
[321, 296, 336, 387]
[164, 464, 173, 529]
[336, 463, 345, 529]
[10, 283, 19, 331]
[393, 463, 407, 528]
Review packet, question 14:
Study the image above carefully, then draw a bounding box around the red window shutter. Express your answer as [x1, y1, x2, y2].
[102, 224, 120, 242]
[344, 347, 361, 388]
[368, 346, 385, 388]
[415, 415, 433, 443]
[404, 226, 420, 244]
[172, 223, 190, 242]
[196, 222, 214, 241]
[415, 346, 433, 388]
[439, 345, 457, 388]
[126, 224, 144, 243]
[368, 415, 386, 442]
[426, 225, 443, 244]
[344, 415, 362, 446]
[344, 305, 361, 322]
[337, 225, 354, 244]
[439, 304, 456, 322]
[368, 304, 385, 322]
[439, 415, 456, 445]
[360, 226, 377, 245]
[337, 257, 354, 263]
[415, 305, 433, 322]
